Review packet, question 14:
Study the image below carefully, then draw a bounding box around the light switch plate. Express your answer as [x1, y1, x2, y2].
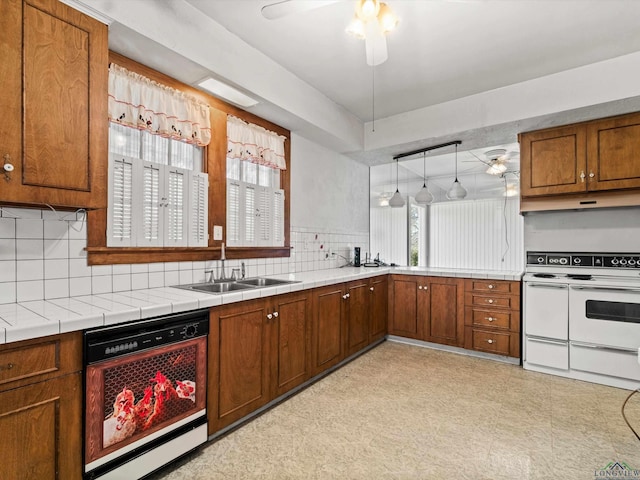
[213, 225, 223, 241]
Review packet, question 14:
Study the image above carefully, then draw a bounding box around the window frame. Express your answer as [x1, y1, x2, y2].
[86, 51, 291, 265]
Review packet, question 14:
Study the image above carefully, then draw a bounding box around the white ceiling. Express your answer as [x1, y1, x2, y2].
[185, 0, 640, 122]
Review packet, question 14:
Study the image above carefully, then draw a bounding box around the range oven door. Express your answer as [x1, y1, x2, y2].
[569, 284, 640, 349]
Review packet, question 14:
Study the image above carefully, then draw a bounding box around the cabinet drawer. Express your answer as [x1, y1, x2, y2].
[0, 333, 82, 391]
[570, 343, 640, 381]
[465, 292, 519, 310]
[465, 279, 517, 294]
[467, 328, 511, 356]
[525, 337, 568, 370]
[466, 307, 512, 329]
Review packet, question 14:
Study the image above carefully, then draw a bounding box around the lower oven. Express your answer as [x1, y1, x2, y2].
[569, 283, 640, 381]
[84, 309, 209, 480]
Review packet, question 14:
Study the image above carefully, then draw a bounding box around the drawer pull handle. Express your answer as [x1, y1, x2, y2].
[487, 299, 494, 304]
[486, 317, 495, 322]
[0, 363, 14, 371]
[487, 339, 494, 344]
[488, 284, 494, 289]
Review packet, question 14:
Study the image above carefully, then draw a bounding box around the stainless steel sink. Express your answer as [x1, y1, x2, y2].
[237, 277, 296, 287]
[175, 282, 257, 294]
[172, 277, 298, 294]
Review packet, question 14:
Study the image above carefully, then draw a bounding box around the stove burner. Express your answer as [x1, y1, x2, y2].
[566, 274, 593, 281]
[533, 273, 556, 278]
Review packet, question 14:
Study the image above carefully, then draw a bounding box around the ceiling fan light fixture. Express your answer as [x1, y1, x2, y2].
[377, 3, 398, 34]
[357, 0, 380, 21]
[486, 162, 508, 175]
[346, 15, 366, 39]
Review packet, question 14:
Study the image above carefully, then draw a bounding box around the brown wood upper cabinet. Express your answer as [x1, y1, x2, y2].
[208, 291, 311, 434]
[520, 112, 640, 198]
[0, 0, 108, 209]
[389, 275, 464, 347]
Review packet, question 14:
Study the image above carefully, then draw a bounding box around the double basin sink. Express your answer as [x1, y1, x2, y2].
[174, 277, 298, 294]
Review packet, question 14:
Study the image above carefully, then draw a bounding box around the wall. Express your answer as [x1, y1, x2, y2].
[429, 198, 524, 271]
[0, 135, 370, 304]
[523, 207, 640, 253]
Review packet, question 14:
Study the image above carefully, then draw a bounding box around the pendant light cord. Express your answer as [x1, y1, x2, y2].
[454, 144, 459, 181]
[422, 152, 427, 187]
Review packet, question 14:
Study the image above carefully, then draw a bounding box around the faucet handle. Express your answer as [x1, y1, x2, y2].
[231, 268, 240, 281]
[204, 269, 214, 283]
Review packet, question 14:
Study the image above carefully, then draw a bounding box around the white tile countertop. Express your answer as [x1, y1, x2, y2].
[0, 266, 522, 345]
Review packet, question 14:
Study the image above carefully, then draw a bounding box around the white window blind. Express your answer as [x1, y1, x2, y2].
[190, 172, 209, 246]
[107, 123, 208, 247]
[107, 155, 134, 246]
[141, 161, 162, 246]
[226, 168, 284, 247]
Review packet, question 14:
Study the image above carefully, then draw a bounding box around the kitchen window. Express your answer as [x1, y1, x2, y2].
[107, 123, 208, 247]
[225, 116, 286, 248]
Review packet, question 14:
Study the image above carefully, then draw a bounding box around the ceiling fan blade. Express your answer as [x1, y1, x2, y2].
[364, 21, 388, 66]
[261, 0, 340, 20]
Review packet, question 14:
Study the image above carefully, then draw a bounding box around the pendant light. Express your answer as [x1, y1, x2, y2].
[414, 151, 433, 205]
[389, 158, 405, 208]
[446, 143, 467, 200]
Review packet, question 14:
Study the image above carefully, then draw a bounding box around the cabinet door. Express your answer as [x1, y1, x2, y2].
[0, 372, 82, 480]
[424, 277, 464, 347]
[208, 300, 270, 433]
[369, 276, 388, 343]
[271, 291, 311, 398]
[311, 285, 344, 376]
[345, 280, 370, 357]
[389, 276, 423, 339]
[587, 112, 640, 191]
[520, 125, 587, 197]
[0, 0, 108, 209]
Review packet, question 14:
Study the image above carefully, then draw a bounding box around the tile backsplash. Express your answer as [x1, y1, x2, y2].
[0, 207, 368, 304]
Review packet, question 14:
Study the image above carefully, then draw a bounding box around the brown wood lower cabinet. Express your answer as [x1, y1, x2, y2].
[311, 284, 345, 376]
[389, 275, 464, 347]
[369, 275, 388, 343]
[208, 291, 312, 434]
[464, 279, 521, 358]
[0, 332, 83, 480]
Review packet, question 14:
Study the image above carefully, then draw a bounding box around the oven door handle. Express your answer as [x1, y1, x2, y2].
[526, 283, 568, 289]
[526, 337, 567, 346]
[571, 341, 638, 355]
[570, 285, 640, 293]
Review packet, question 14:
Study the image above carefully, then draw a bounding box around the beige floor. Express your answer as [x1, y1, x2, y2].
[151, 341, 640, 480]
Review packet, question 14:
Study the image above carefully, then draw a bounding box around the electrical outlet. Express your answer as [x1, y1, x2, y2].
[213, 225, 223, 241]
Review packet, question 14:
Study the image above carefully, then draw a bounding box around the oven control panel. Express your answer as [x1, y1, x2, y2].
[527, 252, 640, 269]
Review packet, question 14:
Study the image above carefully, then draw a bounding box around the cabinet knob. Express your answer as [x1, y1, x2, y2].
[273, 311, 279, 318]
[486, 317, 495, 322]
[342, 293, 350, 299]
[266, 313, 273, 320]
[487, 339, 494, 344]
[418, 286, 423, 290]
[589, 171, 595, 178]
[488, 284, 494, 289]
[580, 170, 586, 182]
[370, 287, 374, 292]
[0, 362, 14, 371]
[487, 299, 494, 304]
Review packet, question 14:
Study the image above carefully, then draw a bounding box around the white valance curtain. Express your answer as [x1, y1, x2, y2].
[108, 63, 211, 146]
[227, 115, 287, 170]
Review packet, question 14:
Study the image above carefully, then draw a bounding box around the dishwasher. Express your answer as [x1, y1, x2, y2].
[83, 309, 209, 479]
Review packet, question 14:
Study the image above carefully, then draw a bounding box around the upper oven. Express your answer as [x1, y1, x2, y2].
[569, 283, 640, 350]
[84, 309, 209, 480]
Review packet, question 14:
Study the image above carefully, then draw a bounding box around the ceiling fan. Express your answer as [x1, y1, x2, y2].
[261, 0, 398, 66]
[465, 148, 519, 176]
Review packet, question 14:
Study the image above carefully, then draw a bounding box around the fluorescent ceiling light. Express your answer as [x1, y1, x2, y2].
[197, 77, 259, 108]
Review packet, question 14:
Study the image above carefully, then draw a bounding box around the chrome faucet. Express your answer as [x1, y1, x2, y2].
[241, 261, 245, 279]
